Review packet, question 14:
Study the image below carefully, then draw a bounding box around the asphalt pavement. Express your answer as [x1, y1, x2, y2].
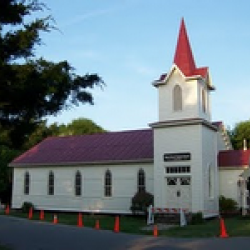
[0, 215, 250, 250]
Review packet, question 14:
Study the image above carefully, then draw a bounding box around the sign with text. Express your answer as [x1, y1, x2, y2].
[163, 152, 191, 162]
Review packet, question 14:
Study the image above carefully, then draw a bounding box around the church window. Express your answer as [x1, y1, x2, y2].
[208, 165, 214, 198]
[48, 171, 54, 195]
[167, 177, 177, 185]
[75, 171, 82, 196]
[165, 166, 190, 174]
[138, 169, 146, 192]
[24, 172, 30, 195]
[104, 170, 112, 197]
[173, 85, 183, 111]
[247, 177, 250, 192]
[180, 177, 191, 185]
[202, 88, 207, 113]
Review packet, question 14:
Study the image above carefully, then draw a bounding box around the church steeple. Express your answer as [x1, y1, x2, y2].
[153, 18, 215, 123]
[173, 18, 196, 77]
[172, 18, 213, 86]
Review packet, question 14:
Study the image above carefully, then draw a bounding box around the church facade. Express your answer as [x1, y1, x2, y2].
[10, 19, 250, 217]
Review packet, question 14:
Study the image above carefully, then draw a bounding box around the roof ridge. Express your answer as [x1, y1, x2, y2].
[46, 128, 152, 139]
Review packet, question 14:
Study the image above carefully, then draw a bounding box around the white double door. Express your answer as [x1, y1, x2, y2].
[165, 176, 191, 210]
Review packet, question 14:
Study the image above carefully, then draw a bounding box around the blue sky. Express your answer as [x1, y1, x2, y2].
[36, 0, 250, 131]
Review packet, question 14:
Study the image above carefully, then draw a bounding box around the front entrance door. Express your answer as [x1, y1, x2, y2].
[166, 176, 191, 210]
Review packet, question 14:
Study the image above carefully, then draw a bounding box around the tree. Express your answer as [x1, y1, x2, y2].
[22, 118, 106, 149]
[0, 145, 20, 203]
[58, 118, 106, 136]
[229, 120, 250, 150]
[0, 0, 104, 149]
[21, 120, 59, 150]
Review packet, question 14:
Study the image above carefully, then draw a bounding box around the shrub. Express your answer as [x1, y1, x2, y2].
[219, 195, 238, 215]
[130, 191, 154, 215]
[21, 201, 34, 213]
[191, 211, 204, 224]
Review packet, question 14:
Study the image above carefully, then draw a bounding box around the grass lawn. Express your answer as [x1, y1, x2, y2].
[2, 210, 250, 237]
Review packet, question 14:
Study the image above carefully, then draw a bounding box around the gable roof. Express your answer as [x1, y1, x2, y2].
[10, 129, 153, 167]
[218, 150, 250, 168]
[10, 124, 250, 168]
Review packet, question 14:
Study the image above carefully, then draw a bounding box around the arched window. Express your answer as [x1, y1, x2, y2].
[138, 169, 146, 192]
[173, 85, 182, 111]
[104, 170, 112, 197]
[208, 165, 214, 198]
[75, 171, 82, 196]
[24, 172, 30, 195]
[48, 171, 54, 195]
[247, 177, 250, 192]
[202, 88, 206, 113]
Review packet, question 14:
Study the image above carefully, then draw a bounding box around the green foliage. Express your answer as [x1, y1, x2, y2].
[228, 120, 250, 149]
[191, 212, 204, 225]
[0, 0, 104, 149]
[0, 145, 21, 202]
[22, 118, 106, 150]
[21, 201, 34, 213]
[130, 191, 154, 215]
[23, 121, 58, 150]
[219, 195, 238, 214]
[0, 146, 20, 192]
[58, 118, 106, 136]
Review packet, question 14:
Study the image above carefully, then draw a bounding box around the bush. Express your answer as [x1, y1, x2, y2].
[219, 195, 238, 215]
[21, 201, 34, 213]
[130, 191, 154, 215]
[191, 211, 204, 224]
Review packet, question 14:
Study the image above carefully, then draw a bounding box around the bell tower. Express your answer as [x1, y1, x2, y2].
[151, 19, 219, 218]
[153, 18, 215, 123]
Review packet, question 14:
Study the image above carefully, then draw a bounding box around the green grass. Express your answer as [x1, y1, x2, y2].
[1, 210, 146, 234]
[160, 216, 250, 237]
[2, 210, 250, 237]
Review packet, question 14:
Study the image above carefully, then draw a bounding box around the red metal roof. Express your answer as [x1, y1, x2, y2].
[212, 121, 223, 128]
[218, 150, 250, 167]
[10, 123, 249, 168]
[10, 129, 153, 166]
[173, 18, 208, 78]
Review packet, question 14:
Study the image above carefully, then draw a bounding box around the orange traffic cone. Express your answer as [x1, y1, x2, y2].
[95, 219, 100, 230]
[219, 218, 229, 238]
[114, 216, 120, 233]
[78, 213, 83, 227]
[5, 204, 10, 215]
[53, 214, 58, 224]
[153, 224, 158, 237]
[40, 210, 44, 220]
[28, 207, 33, 219]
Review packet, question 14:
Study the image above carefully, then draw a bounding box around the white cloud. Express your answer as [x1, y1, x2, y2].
[62, 8, 113, 27]
[60, 0, 144, 28]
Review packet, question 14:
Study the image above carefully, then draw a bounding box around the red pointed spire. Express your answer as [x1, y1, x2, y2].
[173, 18, 196, 76]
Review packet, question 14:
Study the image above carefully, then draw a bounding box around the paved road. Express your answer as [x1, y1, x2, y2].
[0, 215, 250, 250]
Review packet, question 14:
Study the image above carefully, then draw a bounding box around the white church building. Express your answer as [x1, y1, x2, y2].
[10, 19, 250, 218]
